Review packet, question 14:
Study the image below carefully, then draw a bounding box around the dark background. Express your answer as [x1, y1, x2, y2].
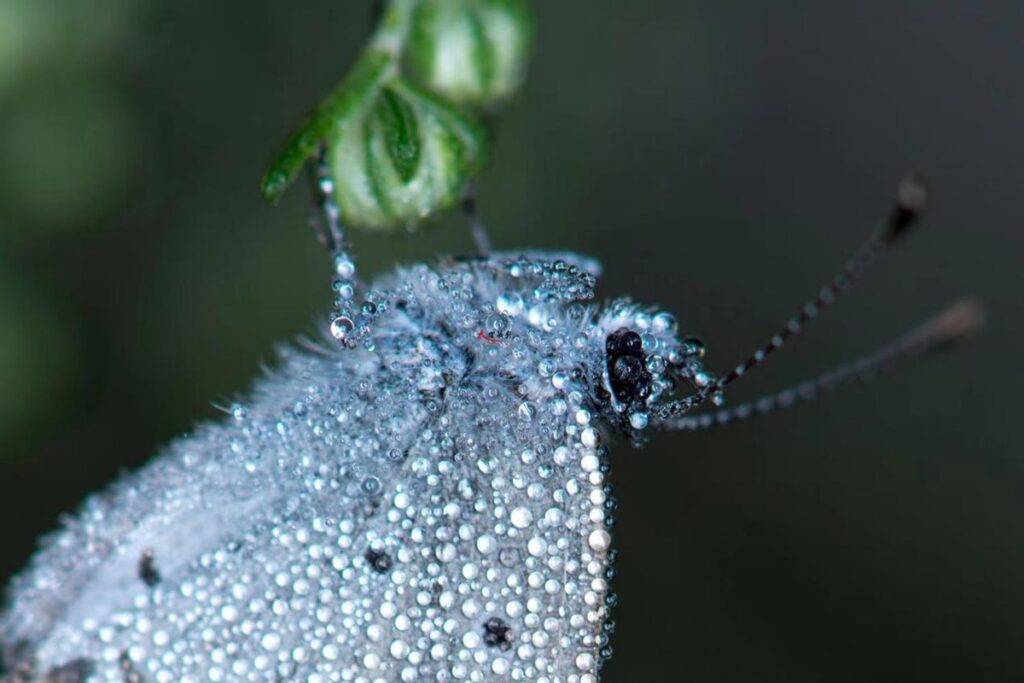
[1, 1, 1020, 680]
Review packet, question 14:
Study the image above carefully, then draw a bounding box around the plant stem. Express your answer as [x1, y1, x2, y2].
[260, 0, 418, 202]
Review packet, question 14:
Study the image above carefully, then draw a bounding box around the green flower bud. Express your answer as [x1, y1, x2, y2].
[260, 0, 503, 229]
[406, 0, 534, 108]
[328, 77, 487, 231]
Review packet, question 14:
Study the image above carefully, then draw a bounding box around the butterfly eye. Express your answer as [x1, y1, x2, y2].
[605, 328, 643, 356]
[612, 355, 643, 384]
[605, 328, 653, 407]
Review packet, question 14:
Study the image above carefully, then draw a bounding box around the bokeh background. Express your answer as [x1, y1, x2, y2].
[0, 1, 1020, 680]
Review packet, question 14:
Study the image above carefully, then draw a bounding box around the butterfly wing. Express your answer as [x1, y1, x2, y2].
[2, 257, 614, 682]
[0, 342, 438, 680]
[330, 367, 613, 682]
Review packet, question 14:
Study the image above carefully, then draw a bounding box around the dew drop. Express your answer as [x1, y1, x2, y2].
[360, 475, 382, 496]
[628, 412, 649, 430]
[329, 316, 354, 342]
[476, 534, 497, 554]
[509, 507, 533, 529]
[682, 335, 706, 359]
[333, 254, 355, 279]
[588, 529, 611, 552]
[653, 311, 678, 333]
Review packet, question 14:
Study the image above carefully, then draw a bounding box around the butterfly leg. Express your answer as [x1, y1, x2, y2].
[461, 181, 493, 255]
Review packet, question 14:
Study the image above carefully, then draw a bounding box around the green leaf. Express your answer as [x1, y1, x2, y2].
[260, 51, 393, 203]
[466, 7, 496, 94]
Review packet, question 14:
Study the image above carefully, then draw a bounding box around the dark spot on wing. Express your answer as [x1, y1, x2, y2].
[118, 650, 145, 683]
[1, 640, 37, 681]
[138, 549, 160, 588]
[482, 617, 513, 651]
[41, 658, 94, 683]
[365, 547, 393, 573]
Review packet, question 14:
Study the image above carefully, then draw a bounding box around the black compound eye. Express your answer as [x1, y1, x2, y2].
[605, 328, 652, 408]
[605, 328, 642, 356]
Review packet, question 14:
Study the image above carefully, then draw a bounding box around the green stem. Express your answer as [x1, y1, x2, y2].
[369, 0, 417, 56]
[260, 0, 417, 203]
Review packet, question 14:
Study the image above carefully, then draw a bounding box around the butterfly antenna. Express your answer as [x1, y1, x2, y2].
[657, 174, 929, 420]
[661, 299, 983, 430]
[461, 180, 494, 255]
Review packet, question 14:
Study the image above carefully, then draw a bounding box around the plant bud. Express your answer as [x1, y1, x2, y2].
[328, 77, 487, 230]
[406, 0, 534, 108]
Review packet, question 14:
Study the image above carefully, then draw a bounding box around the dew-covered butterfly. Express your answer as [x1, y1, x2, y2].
[0, 157, 982, 682]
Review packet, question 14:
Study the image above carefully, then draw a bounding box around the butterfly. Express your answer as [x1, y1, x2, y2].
[0, 172, 979, 682]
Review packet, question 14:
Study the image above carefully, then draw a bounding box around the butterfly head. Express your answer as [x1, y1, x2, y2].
[593, 306, 712, 434]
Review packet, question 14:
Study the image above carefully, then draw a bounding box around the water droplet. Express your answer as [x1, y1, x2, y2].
[496, 292, 523, 316]
[498, 547, 520, 567]
[333, 253, 355, 279]
[682, 335, 706, 359]
[653, 311, 678, 333]
[476, 534, 497, 554]
[588, 529, 611, 552]
[360, 475, 382, 496]
[510, 507, 533, 529]
[628, 412, 649, 430]
[329, 316, 354, 342]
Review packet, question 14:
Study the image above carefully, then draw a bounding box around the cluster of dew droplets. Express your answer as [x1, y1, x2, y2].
[315, 255, 622, 680]
[328, 250, 357, 343]
[0, 251, 641, 681]
[328, 251, 390, 351]
[504, 258, 597, 303]
[674, 334, 720, 399]
[314, 159, 390, 351]
[653, 328, 724, 420]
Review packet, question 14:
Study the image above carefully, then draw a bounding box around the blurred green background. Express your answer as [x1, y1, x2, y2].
[0, 1, 1020, 680]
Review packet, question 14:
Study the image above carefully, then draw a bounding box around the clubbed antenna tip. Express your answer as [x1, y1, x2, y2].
[926, 298, 986, 351]
[885, 174, 929, 242]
